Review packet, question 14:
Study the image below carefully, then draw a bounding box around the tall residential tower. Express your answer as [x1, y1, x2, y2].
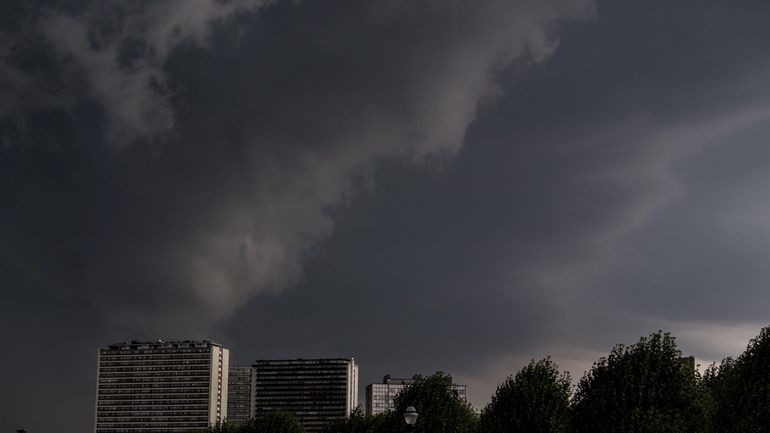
[252, 358, 358, 432]
[227, 366, 253, 424]
[94, 340, 229, 433]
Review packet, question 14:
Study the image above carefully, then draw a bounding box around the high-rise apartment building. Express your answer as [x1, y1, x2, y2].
[94, 340, 229, 433]
[227, 366, 253, 424]
[252, 358, 358, 432]
[365, 375, 467, 415]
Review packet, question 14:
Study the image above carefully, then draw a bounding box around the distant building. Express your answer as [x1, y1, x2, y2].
[365, 375, 467, 415]
[680, 356, 696, 372]
[94, 340, 229, 433]
[252, 358, 358, 432]
[227, 366, 254, 424]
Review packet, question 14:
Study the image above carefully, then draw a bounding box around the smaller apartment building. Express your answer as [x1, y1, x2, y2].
[366, 375, 467, 415]
[227, 366, 253, 424]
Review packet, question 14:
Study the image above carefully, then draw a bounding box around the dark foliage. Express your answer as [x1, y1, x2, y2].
[203, 412, 304, 433]
[705, 326, 770, 433]
[320, 407, 389, 433]
[479, 358, 571, 433]
[390, 372, 478, 433]
[571, 331, 710, 433]
[321, 372, 477, 433]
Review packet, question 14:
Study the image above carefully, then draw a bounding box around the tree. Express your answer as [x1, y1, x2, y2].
[205, 412, 304, 433]
[705, 326, 770, 432]
[479, 358, 571, 433]
[245, 412, 305, 433]
[572, 331, 710, 433]
[203, 421, 238, 433]
[321, 407, 389, 433]
[389, 372, 478, 433]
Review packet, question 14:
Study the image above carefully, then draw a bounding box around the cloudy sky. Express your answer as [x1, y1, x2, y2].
[2, 0, 770, 431]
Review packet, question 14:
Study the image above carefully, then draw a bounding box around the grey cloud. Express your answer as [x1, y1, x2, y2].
[0, 30, 75, 142]
[221, 0, 770, 410]
[36, 0, 274, 143]
[594, 116, 770, 323]
[1, 0, 592, 330]
[0, 2, 592, 429]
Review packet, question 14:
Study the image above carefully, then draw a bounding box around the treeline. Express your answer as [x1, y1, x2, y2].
[203, 327, 770, 433]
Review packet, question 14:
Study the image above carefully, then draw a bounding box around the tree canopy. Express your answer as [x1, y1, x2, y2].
[320, 407, 389, 433]
[390, 372, 478, 433]
[321, 372, 477, 433]
[479, 358, 571, 433]
[705, 326, 770, 433]
[571, 331, 710, 433]
[204, 412, 304, 433]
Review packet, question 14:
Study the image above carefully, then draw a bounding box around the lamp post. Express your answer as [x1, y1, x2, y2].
[404, 406, 418, 432]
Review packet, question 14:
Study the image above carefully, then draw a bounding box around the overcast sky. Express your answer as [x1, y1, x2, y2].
[2, 0, 770, 431]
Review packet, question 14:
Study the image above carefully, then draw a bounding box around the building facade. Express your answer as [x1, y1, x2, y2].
[94, 340, 229, 433]
[680, 356, 696, 372]
[227, 366, 253, 424]
[252, 358, 358, 432]
[365, 375, 467, 415]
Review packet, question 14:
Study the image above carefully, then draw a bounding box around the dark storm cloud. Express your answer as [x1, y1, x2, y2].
[224, 0, 770, 408]
[1, 0, 591, 329]
[1, 1, 592, 431]
[598, 119, 770, 322]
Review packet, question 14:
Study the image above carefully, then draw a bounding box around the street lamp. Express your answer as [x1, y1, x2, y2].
[404, 406, 418, 431]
